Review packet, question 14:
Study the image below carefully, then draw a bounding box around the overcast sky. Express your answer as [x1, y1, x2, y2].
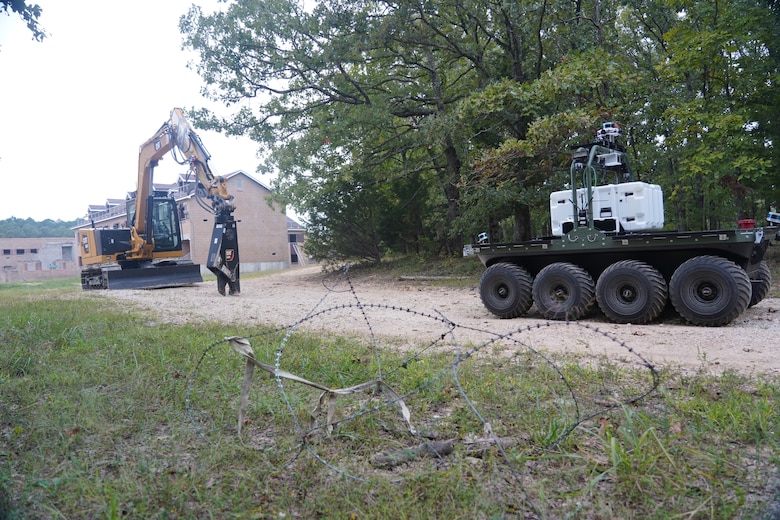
[0, 1, 268, 222]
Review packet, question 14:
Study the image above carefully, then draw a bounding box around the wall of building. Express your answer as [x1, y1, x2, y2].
[0, 237, 79, 283]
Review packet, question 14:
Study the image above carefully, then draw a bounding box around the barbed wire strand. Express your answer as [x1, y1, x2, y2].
[186, 265, 660, 517]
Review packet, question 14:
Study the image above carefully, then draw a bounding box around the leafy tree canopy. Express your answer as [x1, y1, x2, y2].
[1, 0, 46, 41]
[180, 0, 780, 261]
[0, 217, 77, 238]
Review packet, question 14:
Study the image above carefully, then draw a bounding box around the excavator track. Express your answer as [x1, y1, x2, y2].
[81, 263, 203, 290]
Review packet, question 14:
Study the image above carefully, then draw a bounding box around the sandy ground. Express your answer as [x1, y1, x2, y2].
[95, 265, 780, 375]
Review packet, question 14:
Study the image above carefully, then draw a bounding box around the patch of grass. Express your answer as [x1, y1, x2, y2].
[1, 282, 779, 518]
[0, 276, 81, 295]
[0, 468, 13, 520]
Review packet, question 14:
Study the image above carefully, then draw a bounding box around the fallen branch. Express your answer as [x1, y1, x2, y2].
[370, 436, 518, 469]
[227, 336, 415, 438]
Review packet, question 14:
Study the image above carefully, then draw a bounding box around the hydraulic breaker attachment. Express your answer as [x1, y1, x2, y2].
[207, 214, 240, 295]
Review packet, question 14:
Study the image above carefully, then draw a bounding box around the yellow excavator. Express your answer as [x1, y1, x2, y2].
[78, 108, 241, 295]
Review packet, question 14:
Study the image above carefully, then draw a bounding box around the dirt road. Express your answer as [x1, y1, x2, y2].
[97, 265, 780, 375]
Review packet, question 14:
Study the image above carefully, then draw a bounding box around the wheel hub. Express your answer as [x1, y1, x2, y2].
[697, 282, 718, 301]
[552, 284, 569, 302]
[619, 284, 637, 302]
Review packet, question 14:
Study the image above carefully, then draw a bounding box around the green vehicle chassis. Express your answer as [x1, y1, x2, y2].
[465, 227, 769, 326]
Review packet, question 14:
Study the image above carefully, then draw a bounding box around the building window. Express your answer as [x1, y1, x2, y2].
[30, 248, 38, 254]
[235, 178, 244, 191]
[16, 249, 24, 255]
[61, 245, 73, 261]
[289, 234, 297, 243]
[2, 249, 10, 255]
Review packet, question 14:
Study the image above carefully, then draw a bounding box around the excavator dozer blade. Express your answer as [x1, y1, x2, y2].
[104, 263, 203, 290]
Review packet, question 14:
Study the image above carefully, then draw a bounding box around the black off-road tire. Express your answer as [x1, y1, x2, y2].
[596, 260, 668, 324]
[669, 255, 751, 327]
[479, 263, 534, 319]
[532, 262, 595, 321]
[748, 261, 771, 307]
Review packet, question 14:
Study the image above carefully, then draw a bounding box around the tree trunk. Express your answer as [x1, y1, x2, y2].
[440, 142, 463, 255]
[512, 203, 531, 241]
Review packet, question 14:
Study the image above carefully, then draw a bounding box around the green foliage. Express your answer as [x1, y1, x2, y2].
[0, 0, 46, 41]
[181, 0, 780, 259]
[642, 0, 780, 227]
[0, 217, 78, 238]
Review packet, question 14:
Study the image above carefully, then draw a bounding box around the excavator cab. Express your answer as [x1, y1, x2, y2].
[79, 195, 202, 291]
[127, 196, 182, 253]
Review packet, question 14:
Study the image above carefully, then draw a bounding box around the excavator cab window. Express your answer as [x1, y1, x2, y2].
[149, 197, 182, 252]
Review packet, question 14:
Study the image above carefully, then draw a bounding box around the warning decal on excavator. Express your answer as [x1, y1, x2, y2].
[225, 249, 235, 262]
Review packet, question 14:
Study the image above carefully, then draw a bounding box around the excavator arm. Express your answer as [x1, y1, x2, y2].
[165, 108, 241, 295]
[168, 108, 234, 213]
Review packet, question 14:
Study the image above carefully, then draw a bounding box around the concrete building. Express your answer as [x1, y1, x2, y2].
[0, 237, 79, 283]
[74, 170, 309, 274]
[0, 171, 308, 284]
